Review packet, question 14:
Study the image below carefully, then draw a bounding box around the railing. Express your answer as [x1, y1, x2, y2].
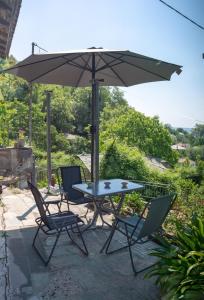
[133, 180, 171, 200]
[35, 164, 91, 186]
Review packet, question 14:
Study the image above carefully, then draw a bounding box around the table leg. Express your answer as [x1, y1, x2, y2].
[82, 193, 125, 232]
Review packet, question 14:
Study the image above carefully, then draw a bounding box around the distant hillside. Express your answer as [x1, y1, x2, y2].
[173, 127, 192, 133]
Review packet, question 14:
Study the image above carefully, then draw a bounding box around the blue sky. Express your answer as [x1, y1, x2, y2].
[10, 0, 204, 128]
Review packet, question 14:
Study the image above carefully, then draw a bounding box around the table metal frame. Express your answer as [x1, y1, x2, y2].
[72, 179, 144, 229]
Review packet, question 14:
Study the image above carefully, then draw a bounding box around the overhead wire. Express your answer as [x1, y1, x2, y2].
[158, 0, 204, 30]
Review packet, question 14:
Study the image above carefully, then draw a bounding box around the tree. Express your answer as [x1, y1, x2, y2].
[50, 86, 75, 133]
[0, 99, 15, 146]
[100, 141, 149, 180]
[190, 124, 204, 146]
[100, 107, 177, 164]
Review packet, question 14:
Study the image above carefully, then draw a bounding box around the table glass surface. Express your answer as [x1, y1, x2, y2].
[72, 179, 143, 197]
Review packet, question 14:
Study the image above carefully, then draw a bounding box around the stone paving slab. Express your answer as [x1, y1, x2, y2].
[1, 188, 161, 300]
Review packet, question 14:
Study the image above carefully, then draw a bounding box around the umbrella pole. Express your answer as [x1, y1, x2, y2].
[91, 80, 99, 183]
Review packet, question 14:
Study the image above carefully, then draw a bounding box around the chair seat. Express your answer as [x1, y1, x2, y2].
[117, 215, 145, 237]
[46, 211, 83, 230]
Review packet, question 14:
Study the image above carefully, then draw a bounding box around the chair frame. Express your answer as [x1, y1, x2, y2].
[101, 194, 176, 275]
[57, 166, 93, 220]
[28, 181, 88, 266]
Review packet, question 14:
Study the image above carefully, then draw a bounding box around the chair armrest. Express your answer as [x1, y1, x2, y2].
[44, 199, 61, 205]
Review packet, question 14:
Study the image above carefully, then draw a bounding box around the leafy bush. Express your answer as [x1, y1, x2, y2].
[100, 141, 149, 181]
[35, 152, 85, 186]
[121, 192, 146, 215]
[146, 215, 204, 300]
[69, 135, 90, 154]
[100, 108, 178, 165]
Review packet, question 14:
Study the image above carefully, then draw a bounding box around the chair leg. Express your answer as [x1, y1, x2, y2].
[124, 223, 137, 275]
[100, 220, 118, 254]
[76, 223, 89, 255]
[66, 224, 88, 256]
[32, 224, 62, 266]
[32, 224, 41, 246]
[57, 202, 61, 213]
[83, 206, 89, 222]
[118, 225, 157, 275]
[45, 230, 62, 265]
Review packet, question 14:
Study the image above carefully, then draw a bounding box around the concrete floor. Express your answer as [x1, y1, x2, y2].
[0, 187, 161, 300]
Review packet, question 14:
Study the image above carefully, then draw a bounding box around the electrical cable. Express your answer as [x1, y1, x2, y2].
[159, 0, 204, 30]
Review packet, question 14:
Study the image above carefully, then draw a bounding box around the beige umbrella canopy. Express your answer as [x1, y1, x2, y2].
[4, 47, 182, 182]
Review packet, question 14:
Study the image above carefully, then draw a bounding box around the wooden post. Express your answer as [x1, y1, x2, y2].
[45, 91, 52, 190]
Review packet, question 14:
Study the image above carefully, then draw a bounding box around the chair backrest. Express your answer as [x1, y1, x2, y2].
[27, 181, 47, 222]
[137, 194, 176, 240]
[60, 166, 84, 201]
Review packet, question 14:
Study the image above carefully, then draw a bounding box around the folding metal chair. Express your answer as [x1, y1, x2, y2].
[101, 194, 176, 275]
[28, 181, 88, 265]
[28, 180, 62, 214]
[58, 166, 93, 220]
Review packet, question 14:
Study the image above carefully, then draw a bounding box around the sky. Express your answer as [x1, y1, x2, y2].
[10, 0, 204, 128]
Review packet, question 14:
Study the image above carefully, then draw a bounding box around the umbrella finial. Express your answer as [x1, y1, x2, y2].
[88, 47, 103, 49]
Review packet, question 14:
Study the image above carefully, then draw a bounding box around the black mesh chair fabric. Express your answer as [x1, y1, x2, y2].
[101, 194, 176, 275]
[137, 194, 173, 239]
[27, 181, 61, 215]
[59, 166, 93, 205]
[28, 181, 88, 265]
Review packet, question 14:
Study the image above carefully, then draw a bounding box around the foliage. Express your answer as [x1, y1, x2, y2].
[121, 192, 146, 215]
[101, 108, 177, 164]
[146, 215, 204, 300]
[69, 135, 91, 154]
[190, 124, 204, 146]
[35, 151, 84, 186]
[100, 141, 204, 235]
[186, 145, 204, 161]
[50, 86, 75, 133]
[0, 99, 15, 146]
[100, 141, 149, 181]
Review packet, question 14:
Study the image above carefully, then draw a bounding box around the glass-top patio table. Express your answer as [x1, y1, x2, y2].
[72, 179, 144, 229]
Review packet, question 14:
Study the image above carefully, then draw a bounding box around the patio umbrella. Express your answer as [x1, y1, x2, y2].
[4, 47, 182, 182]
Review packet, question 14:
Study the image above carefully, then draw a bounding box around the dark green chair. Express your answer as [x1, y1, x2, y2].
[28, 181, 88, 266]
[101, 194, 176, 275]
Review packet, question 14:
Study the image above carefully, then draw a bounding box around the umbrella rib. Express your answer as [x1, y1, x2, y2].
[96, 56, 124, 72]
[26, 54, 91, 83]
[29, 61, 69, 82]
[97, 53, 128, 86]
[111, 51, 181, 67]
[106, 53, 170, 80]
[61, 54, 92, 72]
[3, 53, 78, 71]
[4, 53, 91, 73]
[75, 55, 92, 87]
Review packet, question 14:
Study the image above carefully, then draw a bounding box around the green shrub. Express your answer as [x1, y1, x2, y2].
[69, 135, 90, 154]
[100, 141, 149, 181]
[35, 152, 84, 186]
[121, 192, 146, 215]
[146, 215, 204, 300]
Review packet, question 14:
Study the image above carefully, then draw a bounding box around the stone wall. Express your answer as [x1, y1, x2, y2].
[0, 147, 34, 188]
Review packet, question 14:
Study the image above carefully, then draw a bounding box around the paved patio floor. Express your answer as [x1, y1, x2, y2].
[0, 187, 161, 300]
